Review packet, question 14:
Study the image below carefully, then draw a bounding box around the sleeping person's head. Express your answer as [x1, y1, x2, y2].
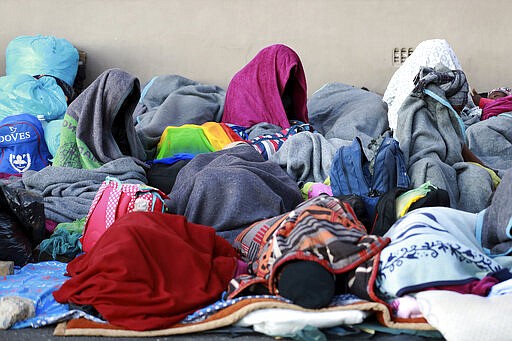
[488, 87, 512, 100]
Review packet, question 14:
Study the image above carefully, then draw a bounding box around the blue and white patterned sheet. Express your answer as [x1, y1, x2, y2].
[0, 261, 104, 329]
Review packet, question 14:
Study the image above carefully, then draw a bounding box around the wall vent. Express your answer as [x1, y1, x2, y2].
[393, 47, 414, 66]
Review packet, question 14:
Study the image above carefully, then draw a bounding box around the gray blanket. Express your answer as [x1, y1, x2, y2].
[9, 157, 147, 223]
[269, 131, 347, 183]
[167, 144, 303, 234]
[466, 115, 512, 177]
[52, 68, 146, 168]
[268, 82, 389, 183]
[134, 75, 226, 160]
[395, 66, 493, 212]
[480, 167, 512, 256]
[307, 82, 389, 147]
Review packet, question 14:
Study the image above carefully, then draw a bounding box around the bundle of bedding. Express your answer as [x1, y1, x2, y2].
[1, 37, 512, 341]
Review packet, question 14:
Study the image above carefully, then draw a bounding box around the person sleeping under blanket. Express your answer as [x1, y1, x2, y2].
[221, 44, 308, 130]
[375, 167, 512, 309]
[394, 64, 499, 213]
[470, 86, 512, 121]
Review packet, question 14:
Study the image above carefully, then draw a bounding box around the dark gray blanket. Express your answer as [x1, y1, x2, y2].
[53, 68, 146, 168]
[479, 167, 512, 256]
[134, 75, 226, 159]
[9, 157, 147, 223]
[167, 144, 303, 233]
[466, 114, 512, 177]
[395, 66, 493, 212]
[268, 82, 389, 183]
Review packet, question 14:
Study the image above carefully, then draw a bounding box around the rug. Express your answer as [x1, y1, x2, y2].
[54, 297, 434, 337]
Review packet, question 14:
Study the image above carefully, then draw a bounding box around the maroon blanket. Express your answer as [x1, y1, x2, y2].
[481, 95, 512, 120]
[53, 212, 237, 331]
[221, 44, 308, 129]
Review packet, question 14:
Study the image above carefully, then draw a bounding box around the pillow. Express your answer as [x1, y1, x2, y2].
[416, 290, 512, 341]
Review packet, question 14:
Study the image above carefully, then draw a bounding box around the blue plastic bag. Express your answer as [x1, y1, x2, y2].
[0, 74, 67, 121]
[44, 118, 64, 158]
[6, 34, 79, 86]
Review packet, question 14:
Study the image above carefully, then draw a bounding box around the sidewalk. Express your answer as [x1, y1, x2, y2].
[2, 325, 443, 340]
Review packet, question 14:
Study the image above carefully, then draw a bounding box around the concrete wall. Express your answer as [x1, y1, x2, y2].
[0, 0, 508, 95]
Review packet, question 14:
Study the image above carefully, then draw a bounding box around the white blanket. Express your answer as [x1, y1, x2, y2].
[235, 307, 369, 338]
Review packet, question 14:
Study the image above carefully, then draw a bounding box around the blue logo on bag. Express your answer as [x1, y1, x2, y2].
[0, 113, 51, 174]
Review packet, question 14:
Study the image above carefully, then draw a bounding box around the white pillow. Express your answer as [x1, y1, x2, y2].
[416, 290, 512, 341]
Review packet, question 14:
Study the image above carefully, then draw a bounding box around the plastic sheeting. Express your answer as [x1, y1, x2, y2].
[0, 74, 67, 121]
[6, 35, 79, 87]
[44, 119, 63, 158]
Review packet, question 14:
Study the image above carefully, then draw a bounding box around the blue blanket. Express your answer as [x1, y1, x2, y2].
[0, 261, 102, 329]
[376, 207, 503, 298]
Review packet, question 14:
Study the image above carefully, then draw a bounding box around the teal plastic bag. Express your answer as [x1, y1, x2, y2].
[44, 119, 64, 157]
[0, 74, 67, 121]
[6, 35, 79, 86]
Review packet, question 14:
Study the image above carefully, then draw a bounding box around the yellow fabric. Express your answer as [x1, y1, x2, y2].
[395, 182, 435, 218]
[467, 162, 501, 190]
[201, 122, 234, 150]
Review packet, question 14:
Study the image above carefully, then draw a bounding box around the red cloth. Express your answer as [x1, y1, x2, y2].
[221, 44, 308, 129]
[426, 276, 500, 296]
[478, 97, 494, 108]
[479, 95, 512, 120]
[53, 212, 237, 331]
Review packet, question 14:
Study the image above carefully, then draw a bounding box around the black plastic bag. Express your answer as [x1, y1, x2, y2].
[0, 181, 47, 265]
[0, 182, 46, 247]
[0, 209, 32, 266]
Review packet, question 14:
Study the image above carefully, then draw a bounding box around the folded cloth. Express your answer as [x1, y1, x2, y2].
[248, 123, 313, 160]
[222, 44, 308, 129]
[269, 131, 347, 183]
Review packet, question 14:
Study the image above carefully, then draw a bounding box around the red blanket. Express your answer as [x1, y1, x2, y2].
[53, 212, 237, 331]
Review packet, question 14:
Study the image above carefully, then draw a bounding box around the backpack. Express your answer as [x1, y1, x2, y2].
[329, 135, 410, 229]
[0, 113, 51, 174]
[81, 176, 169, 253]
[372, 182, 451, 236]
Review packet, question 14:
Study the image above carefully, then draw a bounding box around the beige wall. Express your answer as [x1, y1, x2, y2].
[0, 0, 509, 95]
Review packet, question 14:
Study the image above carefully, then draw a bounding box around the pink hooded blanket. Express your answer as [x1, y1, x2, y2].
[221, 44, 308, 129]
